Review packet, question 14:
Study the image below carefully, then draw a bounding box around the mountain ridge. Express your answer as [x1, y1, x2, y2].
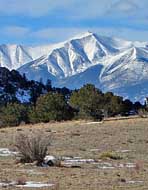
[0, 31, 148, 102]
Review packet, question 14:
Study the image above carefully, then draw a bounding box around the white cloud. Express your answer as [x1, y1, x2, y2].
[31, 26, 148, 43]
[0, 0, 72, 17]
[1, 26, 30, 38]
[31, 27, 87, 42]
[63, 0, 115, 20]
[0, 0, 137, 19]
[55, 0, 148, 21]
[0, 25, 148, 44]
[106, 0, 138, 18]
[94, 27, 148, 42]
[0, 0, 147, 43]
[0, 0, 98, 19]
[0, 0, 147, 22]
[107, 0, 148, 19]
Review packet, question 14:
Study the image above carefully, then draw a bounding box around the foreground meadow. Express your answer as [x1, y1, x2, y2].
[0, 117, 148, 189]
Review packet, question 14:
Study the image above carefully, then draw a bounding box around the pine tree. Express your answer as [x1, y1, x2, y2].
[69, 84, 103, 120]
[30, 92, 74, 123]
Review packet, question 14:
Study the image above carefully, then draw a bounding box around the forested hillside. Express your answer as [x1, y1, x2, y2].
[0, 67, 144, 127]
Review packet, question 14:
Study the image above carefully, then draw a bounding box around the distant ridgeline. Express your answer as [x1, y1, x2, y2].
[0, 67, 145, 127]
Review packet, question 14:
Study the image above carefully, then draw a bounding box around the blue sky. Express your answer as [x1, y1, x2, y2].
[0, 0, 148, 45]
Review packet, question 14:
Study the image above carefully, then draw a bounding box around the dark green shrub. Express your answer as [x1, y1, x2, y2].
[29, 92, 74, 123]
[0, 103, 29, 127]
[69, 84, 103, 120]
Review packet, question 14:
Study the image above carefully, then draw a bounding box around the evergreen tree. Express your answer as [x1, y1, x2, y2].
[30, 92, 74, 123]
[0, 103, 29, 127]
[122, 99, 133, 115]
[69, 84, 103, 120]
[46, 79, 52, 92]
[134, 101, 142, 111]
[104, 92, 124, 116]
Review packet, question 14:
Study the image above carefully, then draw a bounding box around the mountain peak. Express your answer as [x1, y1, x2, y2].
[1, 32, 148, 102]
[68, 31, 95, 41]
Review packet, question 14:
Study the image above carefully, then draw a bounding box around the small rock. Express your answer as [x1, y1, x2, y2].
[45, 129, 52, 133]
[16, 128, 23, 132]
[127, 139, 134, 143]
[44, 155, 61, 167]
[71, 133, 81, 136]
[120, 178, 126, 183]
[71, 165, 81, 168]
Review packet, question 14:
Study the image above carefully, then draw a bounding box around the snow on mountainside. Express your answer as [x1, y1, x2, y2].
[0, 44, 33, 70]
[0, 44, 56, 70]
[0, 31, 148, 102]
[18, 32, 133, 79]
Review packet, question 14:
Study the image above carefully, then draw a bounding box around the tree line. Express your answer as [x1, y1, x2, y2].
[0, 81, 144, 127]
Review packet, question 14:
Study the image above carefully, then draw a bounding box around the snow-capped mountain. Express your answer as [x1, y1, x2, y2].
[1, 31, 148, 102]
[0, 43, 56, 70]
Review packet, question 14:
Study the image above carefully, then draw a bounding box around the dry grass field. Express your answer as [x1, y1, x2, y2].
[0, 117, 148, 189]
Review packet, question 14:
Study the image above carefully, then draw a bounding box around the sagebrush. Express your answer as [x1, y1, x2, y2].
[15, 131, 51, 165]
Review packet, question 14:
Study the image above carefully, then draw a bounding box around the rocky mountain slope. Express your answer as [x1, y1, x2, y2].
[0, 32, 148, 102]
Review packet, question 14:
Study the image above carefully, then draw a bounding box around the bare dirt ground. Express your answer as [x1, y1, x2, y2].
[0, 118, 148, 189]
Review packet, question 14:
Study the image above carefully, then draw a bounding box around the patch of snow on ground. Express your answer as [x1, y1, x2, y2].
[17, 181, 54, 188]
[0, 148, 18, 157]
[62, 156, 95, 165]
[0, 181, 54, 188]
[16, 89, 31, 103]
[86, 121, 103, 125]
[116, 150, 132, 153]
[97, 162, 136, 169]
[97, 162, 115, 169]
[127, 180, 143, 184]
[90, 149, 101, 152]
